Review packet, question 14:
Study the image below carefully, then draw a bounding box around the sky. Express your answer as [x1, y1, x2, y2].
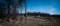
[0, 0, 60, 15]
[26, 0, 60, 15]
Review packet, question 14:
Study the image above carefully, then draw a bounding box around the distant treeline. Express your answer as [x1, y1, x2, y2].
[22, 12, 60, 17]
[0, 12, 60, 17]
[0, 11, 60, 19]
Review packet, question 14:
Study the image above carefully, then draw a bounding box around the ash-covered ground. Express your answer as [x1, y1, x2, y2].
[0, 13, 60, 26]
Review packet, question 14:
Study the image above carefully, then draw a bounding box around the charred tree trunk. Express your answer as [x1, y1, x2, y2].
[6, 0, 11, 15]
[7, 5, 10, 15]
[13, 7, 17, 20]
[24, 0, 27, 21]
[6, 0, 11, 22]
[19, 0, 22, 14]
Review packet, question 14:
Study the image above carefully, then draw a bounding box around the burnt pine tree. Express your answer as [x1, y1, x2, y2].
[0, 2, 6, 18]
[6, 0, 11, 17]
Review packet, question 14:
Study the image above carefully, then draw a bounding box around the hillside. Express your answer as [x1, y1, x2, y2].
[0, 12, 60, 26]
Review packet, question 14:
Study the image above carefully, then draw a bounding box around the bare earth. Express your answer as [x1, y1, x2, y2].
[0, 15, 60, 26]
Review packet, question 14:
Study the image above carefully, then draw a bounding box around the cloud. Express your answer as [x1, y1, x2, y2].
[48, 7, 56, 14]
[32, 5, 56, 14]
[27, 5, 56, 14]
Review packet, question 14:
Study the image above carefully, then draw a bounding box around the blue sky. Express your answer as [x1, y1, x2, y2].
[26, 0, 60, 15]
[0, 0, 60, 15]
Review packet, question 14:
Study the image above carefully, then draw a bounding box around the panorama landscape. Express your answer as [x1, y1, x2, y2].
[0, 0, 60, 26]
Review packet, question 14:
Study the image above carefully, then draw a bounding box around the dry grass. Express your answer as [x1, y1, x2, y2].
[0, 16, 60, 26]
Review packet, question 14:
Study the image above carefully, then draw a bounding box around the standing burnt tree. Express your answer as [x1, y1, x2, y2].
[18, 0, 27, 21]
[0, 0, 27, 20]
[0, 0, 9, 18]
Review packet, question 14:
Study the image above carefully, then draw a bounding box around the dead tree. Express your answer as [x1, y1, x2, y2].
[6, 0, 11, 18]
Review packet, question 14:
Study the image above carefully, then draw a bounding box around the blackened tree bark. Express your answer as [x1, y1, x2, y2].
[5, 0, 12, 22]
[6, 0, 11, 15]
